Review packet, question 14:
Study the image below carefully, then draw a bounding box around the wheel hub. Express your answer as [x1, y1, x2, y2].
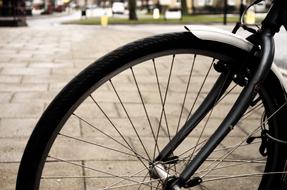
[149, 162, 171, 180]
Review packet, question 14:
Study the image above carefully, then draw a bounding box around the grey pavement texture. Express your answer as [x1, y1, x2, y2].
[0, 22, 284, 190]
[0, 24, 151, 190]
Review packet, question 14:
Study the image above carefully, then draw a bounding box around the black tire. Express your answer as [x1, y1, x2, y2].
[16, 32, 287, 190]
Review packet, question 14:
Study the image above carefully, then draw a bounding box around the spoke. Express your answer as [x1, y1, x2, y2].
[241, 102, 264, 122]
[282, 160, 287, 181]
[205, 158, 266, 163]
[167, 157, 265, 165]
[263, 101, 287, 123]
[200, 184, 212, 190]
[212, 140, 261, 153]
[152, 57, 174, 138]
[89, 95, 136, 153]
[72, 112, 148, 169]
[170, 106, 261, 168]
[131, 67, 160, 158]
[176, 54, 196, 133]
[217, 84, 237, 103]
[152, 55, 175, 159]
[164, 164, 181, 176]
[185, 59, 215, 124]
[48, 155, 158, 189]
[184, 72, 230, 166]
[200, 126, 261, 178]
[58, 133, 144, 160]
[73, 113, 132, 154]
[178, 137, 209, 157]
[137, 172, 151, 190]
[176, 134, 261, 166]
[155, 181, 161, 190]
[166, 60, 216, 173]
[104, 168, 148, 190]
[99, 179, 161, 190]
[202, 171, 287, 183]
[108, 80, 152, 161]
[195, 158, 266, 175]
[198, 93, 287, 178]
[185, 109, 214, 167]
[41, 175, 147, 179]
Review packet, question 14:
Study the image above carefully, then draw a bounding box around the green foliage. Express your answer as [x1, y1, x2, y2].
[64, 15, 240, 25]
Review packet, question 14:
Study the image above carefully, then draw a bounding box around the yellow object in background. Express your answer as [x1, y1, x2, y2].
[101, 16, 108, 26]
[245, 9, 256, 25]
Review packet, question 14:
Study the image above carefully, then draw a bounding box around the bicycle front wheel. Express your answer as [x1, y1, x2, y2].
[17, 32, 287, 190]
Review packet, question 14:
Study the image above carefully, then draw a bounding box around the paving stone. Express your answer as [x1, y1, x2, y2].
[80, 116, 162, 138]
[0, 50, 18, 55]
[0, 138, 27, 162]
[40, 161, 85, 190]
[1, 67, 51, 76]
[0, 57, 11, 62]
[49, 136, 133, 161]
[85, 160, 144, 190]
[0, 83, 48, 92]
[0, 62, 28, 68]
[0, 163, 19, 190]
[0, 75, 22, 83]
[0, 103, 44, 118]
[0, 92, 12, 103]
[12, 91, 57, 103]
[51, 67, 84, 76]
[75, 102, 120, 119]
[28, 62, 71, 68]
[115, 103, 190, 118]
[0, 118, 37, 138]
[22, 75, 72, 84]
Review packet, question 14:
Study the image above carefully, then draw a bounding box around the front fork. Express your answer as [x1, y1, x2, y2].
[151, 30, 275, 189]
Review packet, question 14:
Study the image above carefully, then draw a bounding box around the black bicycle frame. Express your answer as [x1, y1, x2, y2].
[154, 0, 285, 189]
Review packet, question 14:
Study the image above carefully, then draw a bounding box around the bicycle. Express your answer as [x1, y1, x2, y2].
[16, 0, 287, 189]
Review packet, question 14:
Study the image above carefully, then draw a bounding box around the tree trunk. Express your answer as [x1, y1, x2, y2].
[181, 0, 188, 15]
[2, 0, 10, 16]
[128, 0, 138, 20]
[191, 0, 195, 14]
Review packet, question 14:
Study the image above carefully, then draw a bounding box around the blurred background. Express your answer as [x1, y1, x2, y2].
[0, 0, 272, 26]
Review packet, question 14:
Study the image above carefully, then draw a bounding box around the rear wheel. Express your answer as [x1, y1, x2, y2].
[16, 32, 287, 190]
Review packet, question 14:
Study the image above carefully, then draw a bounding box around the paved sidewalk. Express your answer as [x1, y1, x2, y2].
[0, 24, 271, 190]
[0, 25, 151, 190]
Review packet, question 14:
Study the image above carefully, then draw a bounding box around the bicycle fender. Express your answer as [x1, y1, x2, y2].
[185, 25, 287, 94]
[185, 25, 253, 51]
